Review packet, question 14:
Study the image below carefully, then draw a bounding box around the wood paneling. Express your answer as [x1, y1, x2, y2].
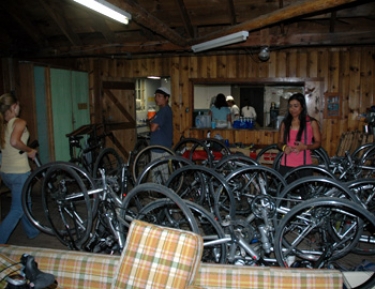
[10, 46, 375, 157]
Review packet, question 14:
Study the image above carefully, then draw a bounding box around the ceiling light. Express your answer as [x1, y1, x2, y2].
[258, 46, 270, 61]
[191, 31, 249, 53]
[147, 76, 161, 79]
[73, 0, 131, 25]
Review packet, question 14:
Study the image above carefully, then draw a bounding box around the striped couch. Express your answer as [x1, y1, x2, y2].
[0, 220, 342, 289]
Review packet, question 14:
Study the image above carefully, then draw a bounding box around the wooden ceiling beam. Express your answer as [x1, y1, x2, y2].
[109, 0, 189, 47]
[191, 0, 360, 44]
[39, 0, 82, 46]
[227, 0, 237, 25]
[174, 0, 194, 38]
[0, 2, 47, 48]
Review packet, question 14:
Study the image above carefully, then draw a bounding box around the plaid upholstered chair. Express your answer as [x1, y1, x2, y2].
[111, 219, 204, 289]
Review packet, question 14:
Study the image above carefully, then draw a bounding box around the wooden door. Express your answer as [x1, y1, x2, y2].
[102, 79, 136, 162]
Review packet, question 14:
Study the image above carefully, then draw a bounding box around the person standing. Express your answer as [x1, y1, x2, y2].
[277, 93, 321, 177]
[241, 103, 257, 120]
[149, 87, 173, 182]
[209, 93, 231, 128]
[226, 95, 240, 123]
[0, 92, 39, 243]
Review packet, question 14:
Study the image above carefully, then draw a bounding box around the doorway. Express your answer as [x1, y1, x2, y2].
[240, 87, 264, 127]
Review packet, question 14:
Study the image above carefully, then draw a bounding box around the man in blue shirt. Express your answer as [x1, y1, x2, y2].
[149, 87, 173, 183]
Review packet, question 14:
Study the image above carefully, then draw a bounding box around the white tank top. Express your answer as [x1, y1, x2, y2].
[0, 117, 31, 174]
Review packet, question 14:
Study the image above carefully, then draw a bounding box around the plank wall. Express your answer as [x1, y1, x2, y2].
[4, 46, 374, 157]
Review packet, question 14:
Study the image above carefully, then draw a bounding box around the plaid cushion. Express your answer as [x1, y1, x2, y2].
[194, 263, 343, 289]
[0, 245, 118, 288]
[111, 220, 203, 289]
[0, 253, 23, 288]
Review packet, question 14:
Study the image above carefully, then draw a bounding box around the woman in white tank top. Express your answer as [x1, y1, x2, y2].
[0, 92, 39, 243]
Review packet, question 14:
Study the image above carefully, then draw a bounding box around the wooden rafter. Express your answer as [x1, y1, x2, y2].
[227, 0, 237, 25]
[175, 0, 194, 38]
[190, 0, 361, 44]
[38, 0, 82, 46]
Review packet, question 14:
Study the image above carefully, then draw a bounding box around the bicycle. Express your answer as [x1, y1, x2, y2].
[1, 253, 56, 289]
[35, 159, 199, 252]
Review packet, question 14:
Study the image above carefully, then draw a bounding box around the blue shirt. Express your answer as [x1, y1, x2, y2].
[210, 106, 230, 122]
[150, 105, 173, 148]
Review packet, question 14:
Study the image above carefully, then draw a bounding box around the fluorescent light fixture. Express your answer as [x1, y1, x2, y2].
[73, 0, 131, 25]
[147, 76, 161, 79]
[191, 31, 249, 53]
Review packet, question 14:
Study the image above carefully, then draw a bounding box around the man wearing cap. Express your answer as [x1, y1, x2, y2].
[226, 95, 240, 123]
[149, 87, 173, 149]
[148, 87, 173, 183]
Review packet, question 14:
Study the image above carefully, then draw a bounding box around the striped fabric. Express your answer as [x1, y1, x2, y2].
[194, 263, 343, 289]
[0, 253, 23, 288]
[111, 219, 204, 289]
[0, 239, 343, 289]
[0, 245, 119, 288]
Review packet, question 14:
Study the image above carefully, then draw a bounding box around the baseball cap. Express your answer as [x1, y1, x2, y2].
[155, 87, 170, 96]
[226, 95, 234, 102]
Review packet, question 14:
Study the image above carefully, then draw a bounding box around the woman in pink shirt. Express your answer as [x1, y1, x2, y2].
[277, 93, 321, 177]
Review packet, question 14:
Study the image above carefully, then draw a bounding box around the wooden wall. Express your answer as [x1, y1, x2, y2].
[1, 46, 374, 157]
[73, 46, 375, 157]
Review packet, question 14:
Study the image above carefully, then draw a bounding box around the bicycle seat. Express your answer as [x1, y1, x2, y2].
[69, 136, 83, 147]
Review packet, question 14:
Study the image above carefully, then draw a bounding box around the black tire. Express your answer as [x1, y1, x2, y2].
[42, 164, 93, 249]
[165, 165, 236, 222]
[93, 147, 123, 179]
[138, 199, 227, 263]
[132, 145, 175, 183]
[173, 138, 213, 167]
[214, 154, 258, 177]
[22, 161, 97, 235]
[135, 155, 194, 187]
[225, 166, 286, 215]
[283, 164, 337, 184]
[119, 183, 199, 247]
[346, 178, 375, 255]
[274, 197, 375, 289]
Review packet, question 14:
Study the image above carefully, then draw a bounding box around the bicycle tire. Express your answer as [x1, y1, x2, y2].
[42, 164, 93, 249]
[225, 166, 286, 215]
[174, 137, 213, 167]
[135, 155, 194, 187]
[138, 198, 227, 264]
[93, 147, 123, 179]
[214, 154, 258, 177]
[283, 164, 337, 183]
[22, 161, 97, 235]
[165, 165, 236, 222]
[255, 143, 280, 163]
[119, 183, 199, 247]
[274, 197, 375, 289]
[346, 178, 375, 255]
[132, 145, 175, 183]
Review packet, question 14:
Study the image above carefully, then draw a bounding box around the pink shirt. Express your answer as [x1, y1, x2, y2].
[280, 122, 313, 167]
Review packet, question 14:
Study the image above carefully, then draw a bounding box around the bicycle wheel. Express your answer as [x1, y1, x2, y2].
[22, 161, 97, 235]
[93, 147, 123, 179]
[135, 155, 194, 187]
[132, 145, 175, 183]
[283, 164, 337, 184]
[119, 183, 199, 248]
[346, 178, 375, 255]
[214, 154, 258, 177]
[138, 199, 227, 264]
[42, 164, 93, 249]
[173, 137, 213, 167]
[165, 165, 236, 222]
[273, 148, 330, 171]
[274, 197, 375, 289]
[225, 166, 286, 216]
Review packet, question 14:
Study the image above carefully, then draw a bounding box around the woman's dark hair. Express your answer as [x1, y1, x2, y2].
[214, 93, 228, 109]
[282, 93, 314, 143]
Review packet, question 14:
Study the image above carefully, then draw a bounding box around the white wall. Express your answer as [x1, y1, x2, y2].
[194, 84, 231, 109]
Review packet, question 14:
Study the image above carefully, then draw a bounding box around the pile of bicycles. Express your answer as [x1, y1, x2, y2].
[21, 137, 375, 289]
